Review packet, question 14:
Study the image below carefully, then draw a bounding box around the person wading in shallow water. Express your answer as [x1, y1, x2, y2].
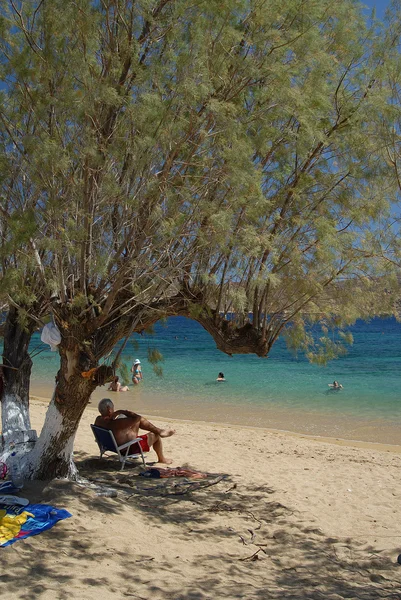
[131, 359, 143, 385]
[95, 398, 175, 464]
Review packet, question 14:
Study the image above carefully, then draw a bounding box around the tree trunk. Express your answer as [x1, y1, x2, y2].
[1, 306, 37, 449]
[25, 389, 88, 480]
[25, 340, 107, 480]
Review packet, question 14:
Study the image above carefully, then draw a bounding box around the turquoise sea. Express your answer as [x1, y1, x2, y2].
[29, 316, 401, 444]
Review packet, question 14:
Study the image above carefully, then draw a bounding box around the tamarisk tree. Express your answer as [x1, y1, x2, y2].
[0, 0, 399, 479]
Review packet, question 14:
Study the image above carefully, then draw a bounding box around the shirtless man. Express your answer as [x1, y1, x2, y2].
[95, 398, 175, 464]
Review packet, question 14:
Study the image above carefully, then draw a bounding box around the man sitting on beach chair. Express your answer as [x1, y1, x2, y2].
[95, 398, 175, 464]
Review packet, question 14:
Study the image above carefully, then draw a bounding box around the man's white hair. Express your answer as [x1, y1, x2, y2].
[98, 398, 114, 415]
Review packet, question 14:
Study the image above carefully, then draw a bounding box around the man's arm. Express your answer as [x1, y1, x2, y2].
[112, 409, 139, 419]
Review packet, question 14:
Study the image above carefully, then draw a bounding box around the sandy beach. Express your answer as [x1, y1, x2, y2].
[2, 398, 401, 600]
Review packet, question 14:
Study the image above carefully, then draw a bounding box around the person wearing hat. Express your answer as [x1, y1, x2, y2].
[131, 359, 143, 385]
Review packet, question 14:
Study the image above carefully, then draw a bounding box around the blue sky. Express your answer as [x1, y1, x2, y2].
[362, 0, 390, 18]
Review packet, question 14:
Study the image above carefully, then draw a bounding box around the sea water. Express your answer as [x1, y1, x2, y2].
[28, 316, 401, 443]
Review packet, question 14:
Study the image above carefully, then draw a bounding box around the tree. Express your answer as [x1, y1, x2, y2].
[375, 0, 401, 279]
[0, 93, 49, 442]
[0, 0, 399, 479]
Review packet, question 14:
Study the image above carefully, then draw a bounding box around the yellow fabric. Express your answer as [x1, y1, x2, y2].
[0, 509, 34, 545]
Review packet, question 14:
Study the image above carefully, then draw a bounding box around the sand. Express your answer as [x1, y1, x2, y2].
[1, 398, 401, 600]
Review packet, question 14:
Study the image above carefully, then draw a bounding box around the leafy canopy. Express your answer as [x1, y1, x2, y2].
[0, 0, 399, 363]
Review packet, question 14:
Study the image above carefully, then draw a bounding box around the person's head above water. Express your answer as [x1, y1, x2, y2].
[218, 372, 224, 378]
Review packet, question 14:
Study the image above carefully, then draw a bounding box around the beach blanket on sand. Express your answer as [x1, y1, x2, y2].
[0, 502, 71, 547]
[140, 467, 208, 479]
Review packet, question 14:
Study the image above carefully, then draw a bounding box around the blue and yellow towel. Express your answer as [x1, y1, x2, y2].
[0, 502, 71, 547]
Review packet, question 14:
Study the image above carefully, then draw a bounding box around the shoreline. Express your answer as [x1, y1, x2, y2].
[29, 394, 401, 454]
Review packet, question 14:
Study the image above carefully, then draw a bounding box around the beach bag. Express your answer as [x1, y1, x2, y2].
[41, 322, 61, 351]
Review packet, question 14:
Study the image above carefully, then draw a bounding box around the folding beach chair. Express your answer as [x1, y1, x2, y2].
[90, 424, 147, 470]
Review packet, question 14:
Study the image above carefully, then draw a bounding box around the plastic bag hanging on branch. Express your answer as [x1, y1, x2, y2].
[40, 322, 61, 351]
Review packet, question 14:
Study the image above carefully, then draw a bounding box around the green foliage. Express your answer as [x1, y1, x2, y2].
[285, 319, 351, 366]
[147, 348, 164, 364]
[188, 304, 205, 320]
[118, 362, 131, 386]
[0, 0, 399, 367]
[152, 365, 163, 378]
[147, 347, 164, 377]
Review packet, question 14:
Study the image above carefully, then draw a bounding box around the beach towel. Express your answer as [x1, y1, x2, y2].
[0, 502, 71, 547]
[140, 467, 208, 480]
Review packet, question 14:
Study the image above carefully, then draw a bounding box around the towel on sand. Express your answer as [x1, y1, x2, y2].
[140, 467, 208, 479]
[0, 502, 71, 547]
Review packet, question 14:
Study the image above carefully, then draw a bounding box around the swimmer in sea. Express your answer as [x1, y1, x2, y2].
[216, 372, 225, 382]
[328, 380, 343, 389]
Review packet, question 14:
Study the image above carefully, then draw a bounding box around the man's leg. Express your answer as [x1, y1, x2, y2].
[126, 415, 175, 463]
[145, 432, 173, 464]
[138, 416, 175, 438]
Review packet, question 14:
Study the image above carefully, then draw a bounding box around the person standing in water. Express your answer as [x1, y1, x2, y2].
[131, 359, 143, 385]
[216, 372, 225, 381]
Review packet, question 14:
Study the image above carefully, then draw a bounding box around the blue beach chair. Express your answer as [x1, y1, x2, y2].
[90, 424, 147, 470]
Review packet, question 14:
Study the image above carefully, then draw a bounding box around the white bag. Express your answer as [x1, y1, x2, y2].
[41, 322, 61, 351]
